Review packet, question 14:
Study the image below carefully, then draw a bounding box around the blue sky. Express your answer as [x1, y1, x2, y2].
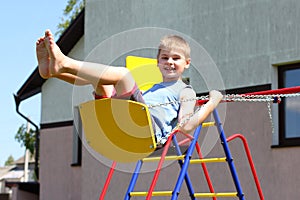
[0, 1, 68, 165]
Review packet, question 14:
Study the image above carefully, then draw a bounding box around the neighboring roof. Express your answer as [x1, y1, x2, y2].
[0, 170, 24, 180]
[0, 166, 15, 177]
[14, 9, 85, 104]
[13, 154, 35, 165]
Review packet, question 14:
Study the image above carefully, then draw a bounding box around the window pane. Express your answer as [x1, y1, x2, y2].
[285, 97, 300, 138]
[284, 69, 300, 138]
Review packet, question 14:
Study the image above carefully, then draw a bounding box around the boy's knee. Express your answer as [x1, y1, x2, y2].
[118, 67, 130, 76]
[114, 67, 136, 94]
[119, 67, 134, 82]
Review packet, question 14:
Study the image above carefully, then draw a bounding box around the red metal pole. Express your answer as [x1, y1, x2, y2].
[245, 86, 300, 95]
[195, 142, 216, 200]
[146, 130, 179, 200]
[99, 161, 117, 200]
[227, 134, 264, 200]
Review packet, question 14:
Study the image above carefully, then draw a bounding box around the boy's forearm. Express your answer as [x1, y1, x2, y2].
[179, 100, 219, 134]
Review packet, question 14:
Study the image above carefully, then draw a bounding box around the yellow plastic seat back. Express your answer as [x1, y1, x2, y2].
[126, 56, 162, 92]
[79, 98, 157, 162]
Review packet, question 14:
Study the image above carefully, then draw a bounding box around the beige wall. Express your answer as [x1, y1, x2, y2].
[39, 126, 81, 200]
[217, 102, 300, 199]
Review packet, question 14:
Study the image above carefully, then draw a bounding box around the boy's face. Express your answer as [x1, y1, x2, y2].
[157, 49, 190, 82]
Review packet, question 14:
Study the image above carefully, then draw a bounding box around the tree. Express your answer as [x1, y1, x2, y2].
[56, 0, 85, 36]
[15, 124, 35, 155]
[4, 155, 14, 166]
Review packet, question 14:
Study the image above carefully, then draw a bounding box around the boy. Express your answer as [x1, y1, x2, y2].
[36, 29, 223, 144]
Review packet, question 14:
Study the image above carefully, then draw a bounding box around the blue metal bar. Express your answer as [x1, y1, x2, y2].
[124, 160, 143, 200]
[172, 135, 196, 200]
[213, 109, 245, 200]
[171, 125, 202, 200]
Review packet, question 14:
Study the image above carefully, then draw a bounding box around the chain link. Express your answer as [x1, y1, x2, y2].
[147, 93, 300, 108]
[146, 93, 300, 128]
[267, 101, 275, 134]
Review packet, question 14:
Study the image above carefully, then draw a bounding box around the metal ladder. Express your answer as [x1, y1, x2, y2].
[100, 109, 264, 199]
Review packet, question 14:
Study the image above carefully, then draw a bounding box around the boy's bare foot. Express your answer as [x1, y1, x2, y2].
[36, 37, 50, 79]
[43, 29, 67, 76]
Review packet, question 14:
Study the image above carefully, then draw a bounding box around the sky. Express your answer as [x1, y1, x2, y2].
[0, 1, 69, 166]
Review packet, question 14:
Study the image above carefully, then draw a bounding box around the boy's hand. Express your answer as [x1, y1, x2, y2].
[209, 90, 223, 107]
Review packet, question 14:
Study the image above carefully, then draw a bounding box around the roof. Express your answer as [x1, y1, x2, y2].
[13, 153, 35, 165]
[14, 9, 85, 105]
[0, 166, 15, 177]
[0, 170, 24, 180]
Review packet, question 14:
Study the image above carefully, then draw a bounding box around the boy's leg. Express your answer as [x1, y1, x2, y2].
[37, 34, 90, 85]
[94, 85, 116, 99]
[37, 35, 115, 98]
[38, 29, 136, 98]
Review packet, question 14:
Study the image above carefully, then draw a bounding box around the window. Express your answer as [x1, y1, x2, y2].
[278, 63, 300, 146]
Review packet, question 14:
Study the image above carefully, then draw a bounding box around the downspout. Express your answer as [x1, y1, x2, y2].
[14, 94, 39, 180]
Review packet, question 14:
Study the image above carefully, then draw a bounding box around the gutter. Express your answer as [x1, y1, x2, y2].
[13, 94, 40, 180]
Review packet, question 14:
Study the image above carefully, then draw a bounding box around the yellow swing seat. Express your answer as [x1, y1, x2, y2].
[79, 98, 157, 162]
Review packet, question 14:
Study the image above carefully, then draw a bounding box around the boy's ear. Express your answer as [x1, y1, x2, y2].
[185, 58, 191, 69]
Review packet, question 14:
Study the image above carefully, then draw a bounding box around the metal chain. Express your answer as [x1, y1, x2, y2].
[267, 101, 275, 134]
[146, 93, 300, 128]
[147, 93, 299, 108]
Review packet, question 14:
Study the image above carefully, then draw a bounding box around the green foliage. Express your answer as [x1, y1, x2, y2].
[15, 124, 36, 155]
[4, 155, 14, 166]
[56, 0, 85, 37]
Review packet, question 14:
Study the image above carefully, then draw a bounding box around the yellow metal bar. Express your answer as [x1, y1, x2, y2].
[142, 155, 185, 162]
[194, 192, 238, 198]
[202, 122, 215, 127]
[130, 191, 173, 196]
[190, 157, 227, 164]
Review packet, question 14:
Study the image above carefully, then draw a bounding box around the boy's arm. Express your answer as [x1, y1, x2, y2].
[179, 90, 223, 134]
[178, 87, 197, 131]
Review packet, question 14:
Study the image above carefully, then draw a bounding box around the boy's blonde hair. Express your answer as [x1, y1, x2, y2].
[157, 35, 191, 59]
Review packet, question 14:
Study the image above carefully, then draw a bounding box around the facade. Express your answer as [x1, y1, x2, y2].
[0, 155, 38, 200]
[15, 1, 300, 199]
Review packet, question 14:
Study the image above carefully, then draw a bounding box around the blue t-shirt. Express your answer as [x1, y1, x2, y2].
[142, 80, 191, 144]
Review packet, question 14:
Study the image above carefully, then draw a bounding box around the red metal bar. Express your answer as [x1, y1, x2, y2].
[177, 138, 192, 146]
[227, 134, 264, 200]
[195, 142, 216, 200]
[146, 130, 179, 200]
[99, 161, 117, 200]
[245, 86, 300, 95]
[176, 131, 194, 146]
[197, 86, 300, 105]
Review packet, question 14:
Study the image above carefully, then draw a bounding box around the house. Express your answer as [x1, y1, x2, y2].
[15, 1, 300, 199]
[0, 165, 15, 198]
[0, 154, 37, 200]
